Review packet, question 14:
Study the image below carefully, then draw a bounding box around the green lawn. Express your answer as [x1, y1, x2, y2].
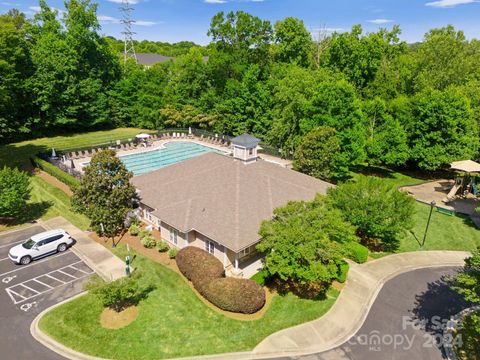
[0, 128, 151, 168]
[40, 246, 339, 360]
[30, 176, 90, 230]
[352, 165, 480, 254]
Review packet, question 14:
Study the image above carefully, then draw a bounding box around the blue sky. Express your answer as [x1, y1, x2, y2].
[4, 0, 480, 44]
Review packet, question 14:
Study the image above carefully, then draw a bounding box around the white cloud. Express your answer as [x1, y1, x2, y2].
[98, 15, 120, 24]
[367, 18, 394, 24]
[425, 0, 477, 7]
[136, 20, 157, 26]
[204, 0, 227, 3]
[99, 14, 158, 26]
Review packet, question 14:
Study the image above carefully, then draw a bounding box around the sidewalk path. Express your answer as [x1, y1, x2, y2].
[251, 251, 470, 358]
[41, 217, 125, 282]
[31, 250, 469, 360]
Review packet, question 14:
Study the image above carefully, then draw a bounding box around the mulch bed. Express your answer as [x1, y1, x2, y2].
[89, 230, 275, 321]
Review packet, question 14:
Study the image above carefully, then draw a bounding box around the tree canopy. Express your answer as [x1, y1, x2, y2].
[0, 167, 30, 218]
[0, 4, 479, 171]
[72, 150, 136, 240]
[257, 196, 358, 297]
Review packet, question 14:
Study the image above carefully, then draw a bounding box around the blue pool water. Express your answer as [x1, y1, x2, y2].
[120, 142, 225, 176]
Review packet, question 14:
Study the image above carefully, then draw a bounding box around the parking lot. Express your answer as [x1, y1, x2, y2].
[0, 225, 95, 360]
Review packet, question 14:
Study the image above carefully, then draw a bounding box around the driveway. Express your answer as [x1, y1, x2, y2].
[0, 225, 94, 360]
[293, 267, 467, 360]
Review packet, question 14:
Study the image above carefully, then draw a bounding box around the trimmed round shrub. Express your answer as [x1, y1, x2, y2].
[141, 235, 156, 249]
[203, 277, 266, 314]
[139, 229, 150, 239]
[344, 242, 369, 264]
[168, 247, 178, 259]
[176, 247, 225, 290]
[128, 224, 140, 236]
[156, 240, 169, 252]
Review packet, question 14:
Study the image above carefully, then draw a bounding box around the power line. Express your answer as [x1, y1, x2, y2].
[120, 0, 137, 65]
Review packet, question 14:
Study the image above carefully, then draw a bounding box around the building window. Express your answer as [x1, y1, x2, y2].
[170, 228, 178, 245]
[144, 208, 152, 222]
[239, 247, 250, 258]
[205, 240, 215, 255]
[248, 148, 253, 155]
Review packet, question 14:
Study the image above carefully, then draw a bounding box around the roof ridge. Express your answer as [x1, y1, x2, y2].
[234, 163, 241, 249]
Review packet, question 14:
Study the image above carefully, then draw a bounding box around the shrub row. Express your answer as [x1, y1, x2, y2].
[32, 156, 80, 189]
[176, 246, 225, 290]
[203, 277, 266, 314]
[344, 242, 369, 264]
[176, 246, 265, 313]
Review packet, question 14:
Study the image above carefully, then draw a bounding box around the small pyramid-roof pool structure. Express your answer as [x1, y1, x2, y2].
[450, 160, 480, 173]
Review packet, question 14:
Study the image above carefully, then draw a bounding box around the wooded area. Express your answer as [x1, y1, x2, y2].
[1, 0, 479, 172]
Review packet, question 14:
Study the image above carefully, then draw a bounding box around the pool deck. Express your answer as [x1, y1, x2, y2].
[66, 137, 293, 174]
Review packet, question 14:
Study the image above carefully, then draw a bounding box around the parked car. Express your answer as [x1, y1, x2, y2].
[8, 229, 74, 265]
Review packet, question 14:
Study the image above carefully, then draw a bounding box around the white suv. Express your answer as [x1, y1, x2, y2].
[8, 229, 74, 265]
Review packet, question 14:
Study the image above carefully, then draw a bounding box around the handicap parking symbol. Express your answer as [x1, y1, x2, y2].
[2, 275, 17, 284]
[20, 301, 37, 312]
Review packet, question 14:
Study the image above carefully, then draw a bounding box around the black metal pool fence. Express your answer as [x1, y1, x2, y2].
[36, 127, 292, 163]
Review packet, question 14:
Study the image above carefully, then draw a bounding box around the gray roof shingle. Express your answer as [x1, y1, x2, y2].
[132, 153, 333, 252]
[231, 134, 260, 148]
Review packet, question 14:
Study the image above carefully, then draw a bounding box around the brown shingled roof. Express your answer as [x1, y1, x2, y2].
[132, 153, 333, 252]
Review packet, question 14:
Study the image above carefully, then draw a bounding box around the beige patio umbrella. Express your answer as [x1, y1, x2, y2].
[450, 160, 480, 173]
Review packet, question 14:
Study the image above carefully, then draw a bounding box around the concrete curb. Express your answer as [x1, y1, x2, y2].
[30, 251, 470, 360]
[30, 292, 112, 360]
[0, 221, 43, 236]
[250, 251, 470, 359]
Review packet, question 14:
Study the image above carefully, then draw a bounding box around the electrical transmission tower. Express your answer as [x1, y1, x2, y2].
[120, 0, 137, 65]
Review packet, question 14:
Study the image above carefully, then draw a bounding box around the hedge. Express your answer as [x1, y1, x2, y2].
[32, 156, 80, 189]
[176, 247, 224, 290]
[345, 242, 369, 264]
[203, 277, 266, 314]
[337, 261, 349, 283]
[176, 246, 266, 313]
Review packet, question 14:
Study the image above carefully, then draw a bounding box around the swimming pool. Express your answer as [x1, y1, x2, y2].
[120, 141, 226, 176]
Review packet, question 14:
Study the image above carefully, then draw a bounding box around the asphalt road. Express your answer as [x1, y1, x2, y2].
[287, 266, 468, 360]
[0, 225, 94, 360]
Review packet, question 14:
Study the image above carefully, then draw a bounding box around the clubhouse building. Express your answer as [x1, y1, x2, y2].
[132, 135, 333, 277]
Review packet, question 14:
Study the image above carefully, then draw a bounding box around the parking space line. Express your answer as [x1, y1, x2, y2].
[45, 274, 66, 284]
[33, 279, 54, 289]
[19, 284, 40, 294]
[0, 251, 73, 278]
[5, 288, 27, 303]
[4, 260, 94, 305]
[56, 269, 77, 279]
[69, 264, 90, 275]
[0, 239, 24, 249]
[0, 257, 9, 262]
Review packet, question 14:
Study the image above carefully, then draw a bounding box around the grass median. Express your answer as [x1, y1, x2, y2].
[39, 246, 339, 360]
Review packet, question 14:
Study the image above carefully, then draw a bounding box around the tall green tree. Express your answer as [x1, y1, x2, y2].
[413, 26, 480, 91]
[0, 167, 30, 219]
[274, 17, 312, 67]
[207, 11, 273, 87]
[72, 150, 136, 241]
[28, 0, 120, 133]
[328, 176, 415, 251]
[257, 196, 358, 297]
[409, 87, 478, 171]
[0, 10, 32, 141]
[363, 97, 409, 166]
[322, 25, 406, 91]
[293, 126, 347, 181]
